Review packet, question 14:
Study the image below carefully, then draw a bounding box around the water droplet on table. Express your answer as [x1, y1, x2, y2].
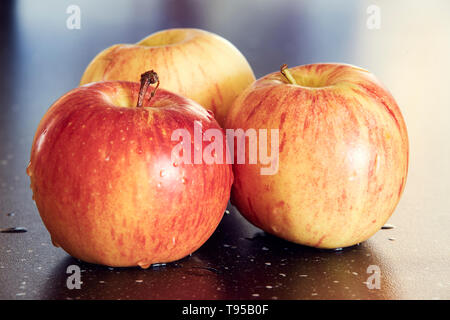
[0, 227, 27, 233]
[151, 263, 166, 268]
[190, 266, 219, 274]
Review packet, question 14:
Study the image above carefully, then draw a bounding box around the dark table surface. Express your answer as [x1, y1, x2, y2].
[1, 0, 449, 300]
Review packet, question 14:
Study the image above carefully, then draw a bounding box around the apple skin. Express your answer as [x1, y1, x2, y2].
[225, 63, 409, 249]
[28, 81, 233, 267]
[80, 28, 255, 126]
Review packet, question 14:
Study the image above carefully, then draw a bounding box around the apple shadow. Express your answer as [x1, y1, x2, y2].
[195, 204, 399, 300]
[42, 203, 398, 300]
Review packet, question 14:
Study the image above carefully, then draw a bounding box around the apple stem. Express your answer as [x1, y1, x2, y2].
[136, 70, 160, 108]
[280, 64, 297, 85]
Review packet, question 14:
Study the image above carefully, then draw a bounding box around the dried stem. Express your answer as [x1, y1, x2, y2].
[136, 70, 160, 108]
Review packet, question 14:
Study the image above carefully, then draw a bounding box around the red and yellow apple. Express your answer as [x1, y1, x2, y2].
[28, 75, 233, 267]
[225, 63, 409, 249]
[80, 28, 255, 125]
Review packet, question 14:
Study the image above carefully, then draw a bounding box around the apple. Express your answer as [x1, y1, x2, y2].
[28, 71, 233, 267]
[225, 63, 409, 249]
[80, 28, 255, 126]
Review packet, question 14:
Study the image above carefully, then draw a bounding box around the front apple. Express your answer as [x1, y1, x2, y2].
[80, 28, 255, 125]
[29, 73, 233, 267]
[226, 63, 409, 249]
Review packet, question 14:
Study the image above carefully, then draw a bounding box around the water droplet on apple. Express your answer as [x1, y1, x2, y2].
[172, 237, 176, 245]
[0, 227, 27, 233]
[348, 172, 358, 181]
[173, 162, 178, 167]
[51, 237, 60, 247]
[26, 162, 32, 177]
[160, 170, 166, 177]
[374, 154, 381, 173]
[181, 177, 187, 184]
[137, 148, 143, 154]
[105, 156, 110, 161]
[137, 261, 151, 269]
[157, 183, 162, 188]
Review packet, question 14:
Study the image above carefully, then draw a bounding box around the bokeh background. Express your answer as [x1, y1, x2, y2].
[0, 0, 449, 299]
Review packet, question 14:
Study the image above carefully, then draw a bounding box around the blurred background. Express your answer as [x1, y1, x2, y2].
[0, 0, 449, 300]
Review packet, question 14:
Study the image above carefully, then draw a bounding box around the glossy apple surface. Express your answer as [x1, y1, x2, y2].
[226, 63, 409, 249]
[80, 28, 255, 125]
[28, 81, 233, 267]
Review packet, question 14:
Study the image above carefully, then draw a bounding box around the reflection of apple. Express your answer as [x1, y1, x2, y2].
[80, 28, 255, 125]
[226, 63, 409, 249]
[28, 72, 233, 267]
